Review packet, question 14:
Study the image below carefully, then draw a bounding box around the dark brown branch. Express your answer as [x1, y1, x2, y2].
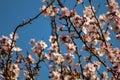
[57, 0, 64, 8]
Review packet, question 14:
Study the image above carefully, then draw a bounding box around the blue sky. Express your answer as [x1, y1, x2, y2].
[0, 0, 120, 80]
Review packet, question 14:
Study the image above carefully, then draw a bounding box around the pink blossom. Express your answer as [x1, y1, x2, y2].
[45, 52, 53, 60]
[49, 42, 58, 51]
[99, 14, 108, 22]
[60, 34, 71, 44]
[61, 7, 70, 16]
[84, 63, 96, 72]
[8, 64, 20, 80]
[41, 0, 47, 2]
[53, 52, 64, 64]
[70, 14, 83, 29]
[64, 53, 74, 66]
[26, 54, 35, 63]
[12, 47, 22, 52]
[29, 39, 35, 45]
[32, 40, 47, 54]
[106, 0, 119, 11]
[49, 35, 57, 43]
[9, 32, 19, 40]
[103, 31, 111, 41]
[40, 5, 58, 16]
[102, 72, 108, 80]
[66, 43, 76, 53]
[116, 33, 120, 40]
[49, 71, 61, 80]
[94, 61, 101, 69]
[83, 6, 94, 18]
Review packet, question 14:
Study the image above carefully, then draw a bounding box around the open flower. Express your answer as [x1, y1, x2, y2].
[103, 30, 111, 41]
[61, 7, 70, 16]
[40, 5, 58, 16]
[8, 64, 20, 80]
[102, 72, 108, 80]
[83, 6, 94, 18]
[66, 43, 76, 53]
[106, 0, 119, 11]
[64, 53, 75, 66]
[49, 42, 58, 51]
[38, 40, 47, 49]
[9, 32, 19, 40]
[32, 40, 47, 54]
[53, 52, 64, 64]
[60, 34, 71, 44]
[0, 36, 9, 43]
[84, 63, 96, 72]
[29, 39, 35, 45]
[49, 36, 57, 44]
[116, 33, 120, 40]
[12, 47, 22, 52]
[49, 71, 61, 80]
[26, 54, 35, 64]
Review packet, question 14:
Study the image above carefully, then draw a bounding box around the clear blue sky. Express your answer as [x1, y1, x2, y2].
[0, 0, 120, 80]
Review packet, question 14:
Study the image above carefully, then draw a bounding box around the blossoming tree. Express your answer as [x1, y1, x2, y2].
[0, 0, 120, 80]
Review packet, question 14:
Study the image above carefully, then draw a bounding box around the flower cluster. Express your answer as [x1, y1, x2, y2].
[0, 33, 21, 54]
[2, 64, 20, 80]
[99, 0, 120, 41]
[70, 14, 84, 29]
[64, 53, 75, 66]
[40, 5, 58, 16]
[31, 40, 47, 58]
